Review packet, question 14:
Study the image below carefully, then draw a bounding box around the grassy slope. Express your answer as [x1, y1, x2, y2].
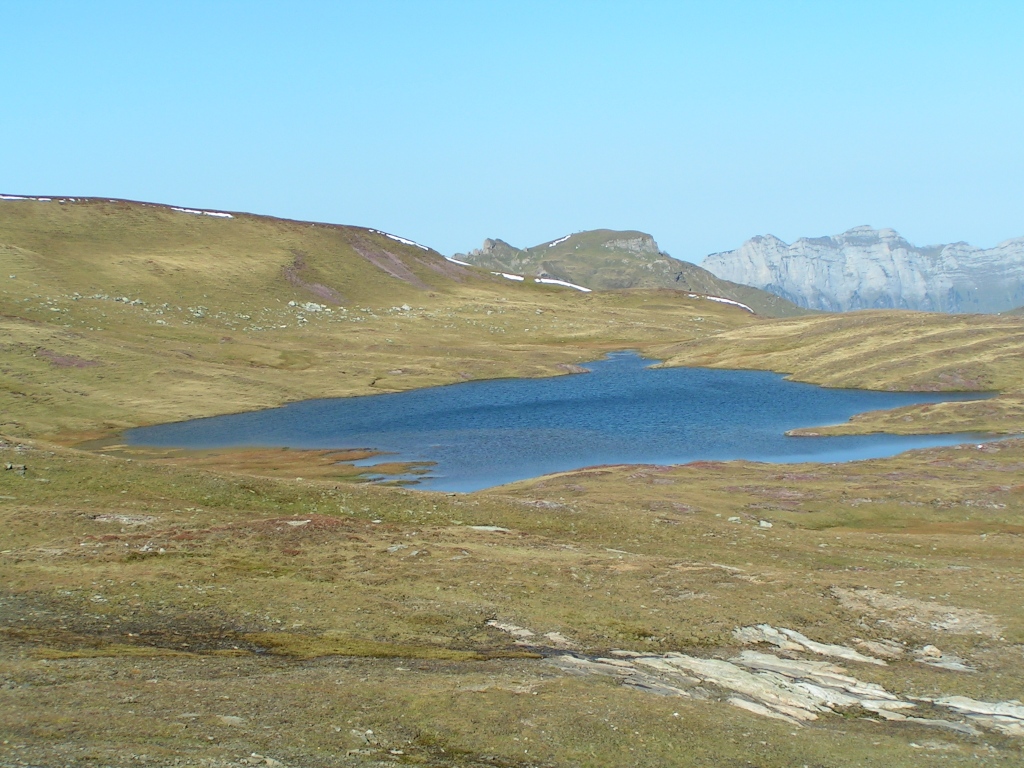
[456, 229, 811, 318]
[0, 199, 756, 438]
[2, 199, 1024, 766]
[4, 433, 1024, 767]
[659, 310, 1024, 436]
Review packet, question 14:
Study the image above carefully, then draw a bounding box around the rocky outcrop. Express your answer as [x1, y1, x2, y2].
[544, 625, 1024, 737]
[702, 226, 1024, 313]
[454, 230, 810, 317]
[598, 234, 660, 255]
[488, 618, 1023, 738]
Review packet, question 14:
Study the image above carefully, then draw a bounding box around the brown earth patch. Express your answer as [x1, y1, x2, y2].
[35, 348, 100, 368]
[111, 445, 385, 482]
[832, 587, 1004, 639]
[281, 249, 344, 304]
[350, 234, 430, 289]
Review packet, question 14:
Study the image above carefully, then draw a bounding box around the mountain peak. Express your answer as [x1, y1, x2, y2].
[842, 225, 877, 235]
[703, 227, 1024, 313]
[452, 228, 808, 317]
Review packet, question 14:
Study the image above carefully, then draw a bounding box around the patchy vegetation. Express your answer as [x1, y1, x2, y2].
[661, 310, 1024, 435]
[0, 198, 756, 440]
[2, 198, 1024, 766]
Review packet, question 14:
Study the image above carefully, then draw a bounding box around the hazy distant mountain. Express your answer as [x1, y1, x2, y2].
[702, 226, 1024, 313]
[454, 229, 809, 317]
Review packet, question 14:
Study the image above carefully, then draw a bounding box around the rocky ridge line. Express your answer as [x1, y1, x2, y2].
[702, 226, 1024, 313]
[453, 230, 809, 317]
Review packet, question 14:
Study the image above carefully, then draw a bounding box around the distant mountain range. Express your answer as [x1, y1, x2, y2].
[702, 226, 1024, 314]
[453, 230, 809, 317]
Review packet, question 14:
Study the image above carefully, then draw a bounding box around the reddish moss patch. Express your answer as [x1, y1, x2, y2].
[36, 348, 100, 368]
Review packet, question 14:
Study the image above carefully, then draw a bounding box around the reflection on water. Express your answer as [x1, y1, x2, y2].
[126, 352, 994, 491]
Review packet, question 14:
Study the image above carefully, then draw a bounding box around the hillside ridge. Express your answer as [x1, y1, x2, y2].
[0, 194, 761, 438]
[454, 229, 810, 317]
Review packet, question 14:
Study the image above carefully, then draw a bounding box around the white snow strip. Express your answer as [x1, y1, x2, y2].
[1, 195, 52, 201]
[384, 233, 429, 250]
[547, 234, 572, 248]
[687, 292, 754, 312]
[367, 229, 430, 251]
[493, 272, 525, 281]
[704, 295, 754, 312]
[170, 206, 234, 219]
[446, 257, 473, 266]
[536, 277, 592, 292]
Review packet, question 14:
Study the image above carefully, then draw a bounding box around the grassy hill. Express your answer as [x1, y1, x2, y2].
[660, 310, 1024, 435]
[3, 197, 1024, 767]
[0, 197, 759, 438]
[454, 229, 811, 317]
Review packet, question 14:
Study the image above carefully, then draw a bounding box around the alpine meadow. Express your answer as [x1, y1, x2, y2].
[3, 196, 1024, 767]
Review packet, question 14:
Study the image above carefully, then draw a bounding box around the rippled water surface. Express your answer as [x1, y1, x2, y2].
[126, 352, 991, 491]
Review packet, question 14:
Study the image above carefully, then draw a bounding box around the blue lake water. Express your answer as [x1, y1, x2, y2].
[125, 352, 993, 492]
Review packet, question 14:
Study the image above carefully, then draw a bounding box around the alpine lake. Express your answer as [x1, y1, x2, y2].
[122, 352, 997, 492]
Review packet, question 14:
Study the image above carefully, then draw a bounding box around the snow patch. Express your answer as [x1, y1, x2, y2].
[170, 206, 234, 219]
[493, 272, 525, 281]
[704, 295, 754, 312]
[688, 293, 754, 312]
[547, 234, 572, 248]
[368, 229, 430, 251]
[1, 194, 52, 202]
[536, 277, 592, 292]
[446, 257, 473, 266]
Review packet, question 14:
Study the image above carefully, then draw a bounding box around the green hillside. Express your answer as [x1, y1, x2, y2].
[454, 229, 811, 317]
[4, 197, 1024, 767]
[0, 196, 495, 308]
[660, 309, 1024, 435]
[0, 197, 758, 438]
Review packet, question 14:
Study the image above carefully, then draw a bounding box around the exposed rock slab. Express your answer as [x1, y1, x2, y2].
[933, 696, 1024, 737]
[493, 618, 1018, 739]
[734, 624, 887, 665]
[832, 587, 1004, 639]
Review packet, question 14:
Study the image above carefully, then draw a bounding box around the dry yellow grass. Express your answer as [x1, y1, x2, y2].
[1, 198, 757, 440]
[660, 310, 1024, 435]
[3, 432, 1024, 765]
[3, 198, 1024, 766]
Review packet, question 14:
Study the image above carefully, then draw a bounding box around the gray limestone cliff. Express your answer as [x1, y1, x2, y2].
[702, 226, 1024, 313]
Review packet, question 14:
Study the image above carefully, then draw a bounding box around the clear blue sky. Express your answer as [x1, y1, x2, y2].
[2, 1, 1022, 261]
